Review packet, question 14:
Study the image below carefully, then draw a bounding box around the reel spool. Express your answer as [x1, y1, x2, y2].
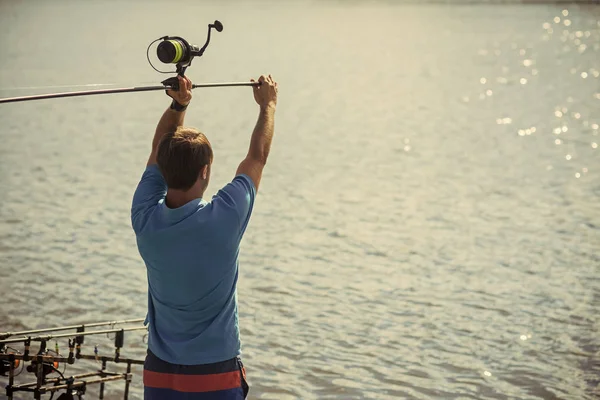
[26, 359, 60, 376]
[0, 356, 20, 376]
[0, 347, 22, 376]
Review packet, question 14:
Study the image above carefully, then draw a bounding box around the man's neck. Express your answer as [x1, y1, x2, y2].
[165, 188, 205, 209]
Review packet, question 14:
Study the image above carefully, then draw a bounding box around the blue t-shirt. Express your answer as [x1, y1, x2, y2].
[131, 164, 255, 365]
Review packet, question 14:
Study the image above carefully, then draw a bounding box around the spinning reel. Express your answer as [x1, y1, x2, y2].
[147, 20, 224, 89]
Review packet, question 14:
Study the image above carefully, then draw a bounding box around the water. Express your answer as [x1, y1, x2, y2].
[0, 1, 599, 399]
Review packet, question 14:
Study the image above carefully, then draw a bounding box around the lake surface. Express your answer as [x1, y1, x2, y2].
[0, 1, 599, 399]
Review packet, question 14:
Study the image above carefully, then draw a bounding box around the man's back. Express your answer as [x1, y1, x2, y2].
[132, 165, 255, 365]
[134, 74, 276, 399]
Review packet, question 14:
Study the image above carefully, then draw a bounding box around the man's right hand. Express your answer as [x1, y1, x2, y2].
[166, 75, 192, 107]
[251, 75, 278, 110]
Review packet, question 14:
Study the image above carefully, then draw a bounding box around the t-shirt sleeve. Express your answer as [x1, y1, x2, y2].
[131, 164, 167, 234]
[212, 174, 256, 239]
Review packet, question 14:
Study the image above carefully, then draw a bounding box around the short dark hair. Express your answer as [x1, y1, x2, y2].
[156, 127, 213, 190]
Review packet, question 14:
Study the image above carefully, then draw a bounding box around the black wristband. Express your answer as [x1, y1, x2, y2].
[170, 99, 188, 112]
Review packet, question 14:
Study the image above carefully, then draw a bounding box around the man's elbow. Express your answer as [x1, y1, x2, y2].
[248, 151, 268, 166]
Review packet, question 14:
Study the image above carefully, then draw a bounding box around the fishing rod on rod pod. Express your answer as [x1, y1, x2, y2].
[1, 320, 147, 400]
[0, 19, 260, 105]
[0, 318, 145, 340]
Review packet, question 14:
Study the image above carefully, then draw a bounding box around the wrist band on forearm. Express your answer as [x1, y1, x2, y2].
[170, 99, 188, 112]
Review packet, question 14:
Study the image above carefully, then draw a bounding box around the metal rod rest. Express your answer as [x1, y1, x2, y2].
[37, 374, 128, 392]
[0, 353, 145, 365]
[13, 372, 109, 388]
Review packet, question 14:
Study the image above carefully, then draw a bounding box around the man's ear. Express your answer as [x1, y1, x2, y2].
[201, 165, 208, 180]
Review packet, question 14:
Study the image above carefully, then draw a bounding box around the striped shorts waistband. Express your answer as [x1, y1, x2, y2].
[143, 350, 248, 398]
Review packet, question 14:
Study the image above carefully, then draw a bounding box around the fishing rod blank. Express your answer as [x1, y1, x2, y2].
[0, 326, 147, 345]
[0, 82, 259, 104]
[0, 318, 144, 339]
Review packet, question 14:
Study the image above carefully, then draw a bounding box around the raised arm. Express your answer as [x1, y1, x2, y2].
[236, 75, 278, 191]
[147, 76, 193, 166]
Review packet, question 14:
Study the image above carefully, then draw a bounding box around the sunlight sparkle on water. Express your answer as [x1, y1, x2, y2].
[520, 78, 528, 85]
[554, 128, 562, 135]
[562, 9, 569, 17]
[562, 126, 568, 133]
[555, 139, 562, 145]
[575, 173, 581, 178]
[518, 128, 535, 136]
[581, 72, 588, 79]
[523, 59, 533, 67]
[554, 17, 561, 24]
[592, 143, 598, 149]
[555, 111, 563, 118]
[564, 20, 572, 27]
[486, 90, 493, 96]
[566, 154, 572, 160]
[480, 78, 487, 84]
[484, 371, 492, 377]
[592, 124, 599, 130]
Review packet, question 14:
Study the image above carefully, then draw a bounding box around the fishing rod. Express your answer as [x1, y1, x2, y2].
[0, 19, 259, 105]
[0, 326, 147, 345]
[0, 318, 145, 340]
[0, 82, 257, 104]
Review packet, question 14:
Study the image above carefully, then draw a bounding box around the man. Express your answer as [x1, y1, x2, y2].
[131, 74, 278, 399]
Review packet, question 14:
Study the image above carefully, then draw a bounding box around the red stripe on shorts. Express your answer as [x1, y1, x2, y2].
[143, 369, 241, 393]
